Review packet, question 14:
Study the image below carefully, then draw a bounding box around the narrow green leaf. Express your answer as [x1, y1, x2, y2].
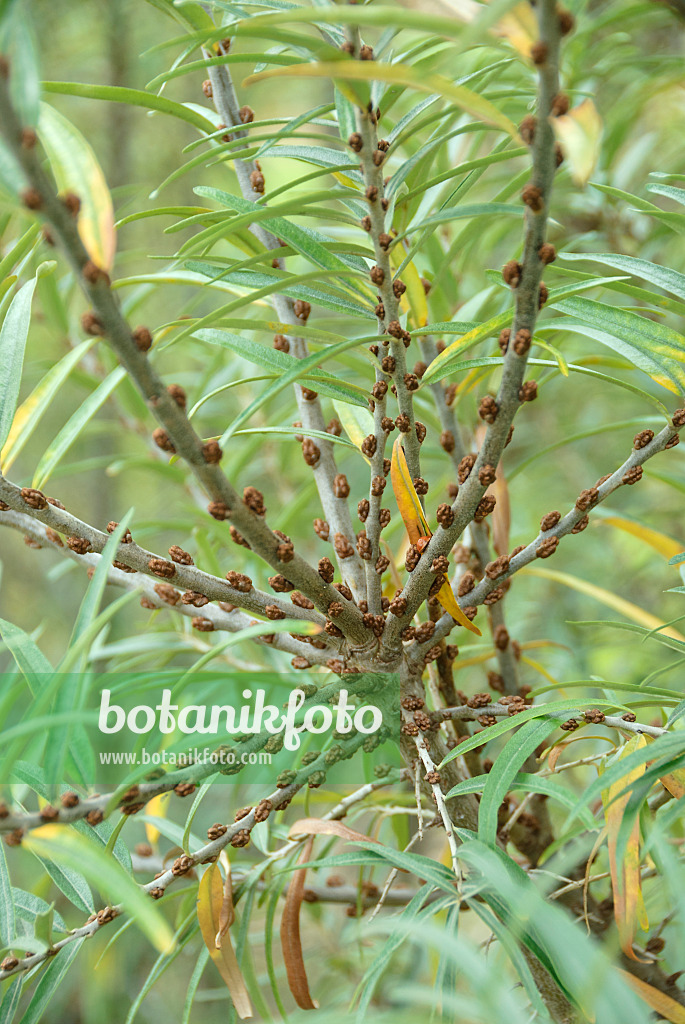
[0, 842, 14, 946]
[0, 977, 22, 1024]
[477, 718, 559, 846]
[421, 277, 627, 385]
[32, 367, 126, 489]
[24, 827, 174, 953]
[0, 338, 95, 472]
[193, 328, 369, 407]
[20, 938, 84, 1024]
[552, 296, 685, 394]
[559, 251, 685, 303]
[0, 618, 53, 688]
[0, 273, 41, 452]
[42, 81, 215, 135]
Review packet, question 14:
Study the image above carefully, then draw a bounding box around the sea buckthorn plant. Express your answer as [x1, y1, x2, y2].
[0, 0, 684, 1022]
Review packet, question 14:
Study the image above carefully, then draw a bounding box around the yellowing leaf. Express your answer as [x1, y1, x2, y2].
[244, 62, 519, 140]
[617, 970, 685, 1023]
[600, 514, 683, 560]
[390, 438, 480, 635]
[38, 103, 116, 271]
[197, 863, 253, 1019]
[551, 99, 603, 187]
[493, 2, 538, 57]
[601, 735, 649, 961]
[145, 792, 171, 847]
[521, 566, 685, 642]
[435, 577, 481, 636]
[660, 768, 685, 800]
[287, 818, 377, 843]
[390, 436, 431, 545]
[389, 250, 428, 328]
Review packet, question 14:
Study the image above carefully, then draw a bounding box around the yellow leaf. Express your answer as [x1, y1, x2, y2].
[197, 863, 253, 1019]
[600, 514, 683, 560]
[660, 768, 685, 800]
[492, 2, 538, 57]
[245, 62, 519, 140]
[521, 566, 685, 642]
[601, 735, 649, 961]
[145, 792, 171, 847]
[551, 99, 603, 187]
[390, 438, 480, 635]
[436, 576, 482, 636]
[389, 250, 428, 328]
[38, 104, 116, 271]
[617, 970, 685, 1023]
[390, 436, 431, 545]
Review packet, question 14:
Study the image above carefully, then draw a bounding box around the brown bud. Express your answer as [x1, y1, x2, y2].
[192, 616, 215, 632]
[148, 557, 175, 578]
[167, 383, 186, 408]
[519, 114, 537, 145]
[133, 326, 152, 351]
[21, 487, 48, 510]
[250, 170, 265, 194]
[513, 328, 532, 355]
[207, 500, 230, 520]
[536, 536, 558, 559]
[521, 183, 543, 212]
[479, 463, 496, 486]
[458, 453, 477, 483]
[575, 488, 599, 512]
[302, 438, 320, 466]
[333, 473, 350, 498]
[243, 486, 266, 515]
[540, 510, 561, 531]
[226, 570, 252, 593]
[21, 187, 43, 210]
[571, 514, 590, 534]
[361, 434, 377, 457]
[314, 518, 330, 540]
[474, 494, 496, 522]
[557, 7, 575, 35]
[67, 536, 90, 555]
[530, 41, 548, 65]
[622, 466, 643, 485]
[81, 311, 105, 337]
[518, 380, 538, 402]
[152, 428, 176, 454]
[478, 395, 499, 423]
[502, 260, 522, 288]
[202, 440, 222, 464]
[436, 503, 454, 528]
[293, 300, 311, 322]
[348, 132, 363, 152]
[633, 429, 654, 450]
[154, 583, 179, 605]
[485, 554, 510, 579]
[318, 556, 335, 583]
[273, 333, 289, 353]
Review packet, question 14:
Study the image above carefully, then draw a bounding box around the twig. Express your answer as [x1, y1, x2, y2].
[203, 43, 366, 598]
[380, 0, 564, 656]
[415, 412, 683, 653]
[0, 68, 370, 646]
